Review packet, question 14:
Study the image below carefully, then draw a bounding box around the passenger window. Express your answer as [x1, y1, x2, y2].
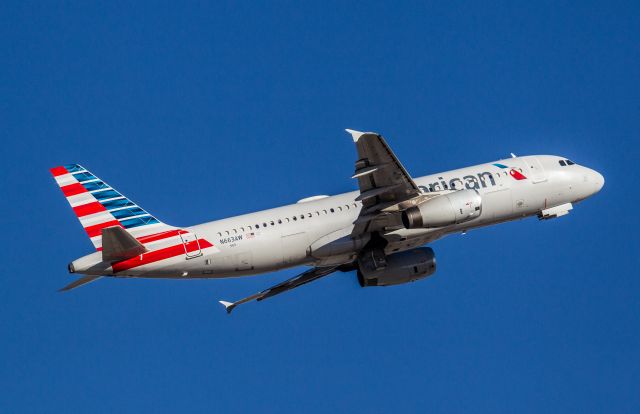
[217, 232, 222, 237]
[559, 160, 566, 166]
[278, 219, 282, 224]
[300, 215, 304, 219]
[270, 221, 274, 226]
[307, 213, 312, 217]
[338, 206, 342, 211]
[225, 230, 229, 235]
[262, 223, 267, 227]
[293, 216, 297, 221]
[233, 229, 237, 234]
[315, 211, 320, 216]
[240, 227, 245, 232]
[330, 208, 335, 213]
[255, 224, 260, 229]
[323, 209, 327, 214]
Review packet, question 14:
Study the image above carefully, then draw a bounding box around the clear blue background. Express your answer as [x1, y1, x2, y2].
[1, 1, 638, 412]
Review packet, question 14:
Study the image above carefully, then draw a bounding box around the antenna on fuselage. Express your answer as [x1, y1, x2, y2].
[510, 152, 517, 158]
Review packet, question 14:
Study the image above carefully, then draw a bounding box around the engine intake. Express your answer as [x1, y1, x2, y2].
[357, 247, 436, 287]
[402, 190, 482, 229]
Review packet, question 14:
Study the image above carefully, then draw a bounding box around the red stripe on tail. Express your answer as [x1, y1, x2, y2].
[137, 229, 187, 244]
[50, 166, 68, 176]
[61, 183, 88, 197]
[95, 229, 187, 251]
[73, 202, 107, 217]
[85, 220, 122, 238]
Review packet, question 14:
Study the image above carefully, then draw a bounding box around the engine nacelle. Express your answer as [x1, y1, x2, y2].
[401, 190, 482, 229]
[357, 247, 436, 287]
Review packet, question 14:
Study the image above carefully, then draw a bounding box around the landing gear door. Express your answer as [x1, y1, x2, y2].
[526, 157, 547, 183]
[180, 232, 202, 259]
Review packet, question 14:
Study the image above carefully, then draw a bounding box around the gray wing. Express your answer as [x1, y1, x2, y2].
[219, 266, 339, 314]
[346, 129, 429, 235]
[59, 275, 103, 292]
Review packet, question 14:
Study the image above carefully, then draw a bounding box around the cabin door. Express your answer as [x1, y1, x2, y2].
[526, 157, 547, 183]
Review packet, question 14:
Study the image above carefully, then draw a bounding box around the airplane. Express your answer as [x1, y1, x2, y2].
[51, 129, 604, 313]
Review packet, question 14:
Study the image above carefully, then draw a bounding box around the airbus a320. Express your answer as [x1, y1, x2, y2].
[51, 130, 604, 313]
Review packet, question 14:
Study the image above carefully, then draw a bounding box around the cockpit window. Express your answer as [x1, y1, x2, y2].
[559, 159, 576, 166]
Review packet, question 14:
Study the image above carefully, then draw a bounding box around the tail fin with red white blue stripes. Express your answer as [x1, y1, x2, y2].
[50, 164, 176, 250]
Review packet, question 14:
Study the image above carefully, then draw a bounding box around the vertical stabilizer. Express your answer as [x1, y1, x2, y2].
[50, 164, 175, 250]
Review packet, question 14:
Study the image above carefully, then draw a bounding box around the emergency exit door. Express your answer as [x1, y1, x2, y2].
[526, 157, 547, 183]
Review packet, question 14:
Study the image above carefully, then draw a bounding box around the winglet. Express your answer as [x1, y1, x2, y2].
[219, 300, 236, 314]
[345, 129, 367, 142]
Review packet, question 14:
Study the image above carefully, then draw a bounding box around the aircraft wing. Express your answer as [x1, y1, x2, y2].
[346, 129, 426, 235]
[219, 266, 339, 314]
[59, 275, 103, 292]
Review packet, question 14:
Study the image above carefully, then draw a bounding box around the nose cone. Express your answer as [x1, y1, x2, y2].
[592, 169, 605, 194]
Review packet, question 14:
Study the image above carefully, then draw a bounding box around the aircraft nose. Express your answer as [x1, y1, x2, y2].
[592, 169, 605, 193]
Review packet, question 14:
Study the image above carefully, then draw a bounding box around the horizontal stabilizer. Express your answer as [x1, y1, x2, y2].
[59, 275, 103, 292]
[101, 226, 148, 262]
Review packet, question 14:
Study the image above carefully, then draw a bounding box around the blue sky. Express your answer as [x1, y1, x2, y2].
[1, 1, 638, 412]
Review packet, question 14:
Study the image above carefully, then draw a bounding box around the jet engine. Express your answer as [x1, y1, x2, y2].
[357, 247, 436, 287]
[401, 190, 482, 229]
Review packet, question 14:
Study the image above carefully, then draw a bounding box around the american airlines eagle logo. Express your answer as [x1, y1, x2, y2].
[493, 163, 527, 180]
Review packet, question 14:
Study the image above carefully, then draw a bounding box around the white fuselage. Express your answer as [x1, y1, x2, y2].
[71, 155, 604, 279]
